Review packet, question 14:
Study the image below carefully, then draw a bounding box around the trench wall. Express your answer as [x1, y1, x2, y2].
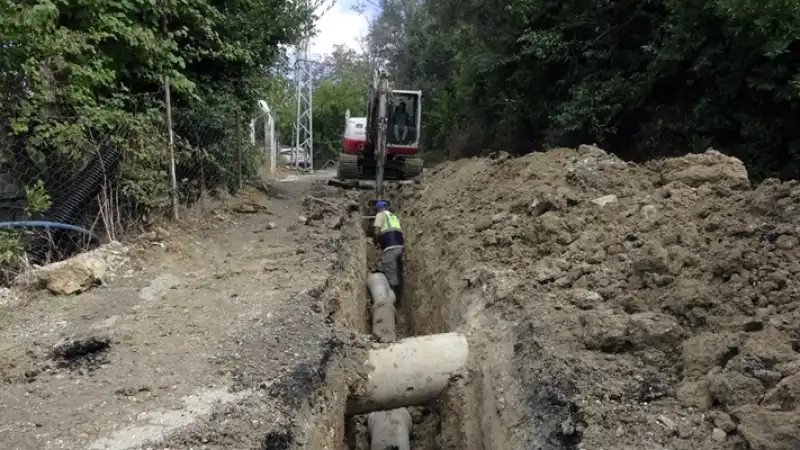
[323, 212, 370, 334]
[299, 203, 370, 450]
[393, 185, 526, 450]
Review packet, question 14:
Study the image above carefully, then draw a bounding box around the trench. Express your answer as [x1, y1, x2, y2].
[344, 233, 442, 450]
[307, 186, 522, 450]
[333, 191, 474, 450]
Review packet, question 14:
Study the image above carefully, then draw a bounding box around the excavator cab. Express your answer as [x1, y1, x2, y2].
[386, 91, 421, 147]
[337, 74, 424, 181]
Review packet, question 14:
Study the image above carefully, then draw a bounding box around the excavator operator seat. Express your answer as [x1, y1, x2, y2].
[388, 90, 421, 147]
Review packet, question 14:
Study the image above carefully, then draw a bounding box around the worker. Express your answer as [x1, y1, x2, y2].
[391, 103, 411, 144]
[373, 199, 404, 302]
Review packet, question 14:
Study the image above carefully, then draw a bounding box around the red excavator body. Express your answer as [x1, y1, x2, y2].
[337, 87, 423, 180]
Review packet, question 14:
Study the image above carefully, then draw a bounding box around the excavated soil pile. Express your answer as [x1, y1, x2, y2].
[397, 146, 800, 450]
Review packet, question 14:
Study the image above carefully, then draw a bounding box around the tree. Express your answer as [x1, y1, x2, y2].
[367, 0, 800, 179]
[312, 46, 371, 166]
[0, 0, 313, 213]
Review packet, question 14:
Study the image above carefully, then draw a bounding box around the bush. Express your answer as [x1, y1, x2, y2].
[370, 0, 800, 180]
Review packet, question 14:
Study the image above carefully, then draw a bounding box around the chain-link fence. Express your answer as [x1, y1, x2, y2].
[0, 82, 278, 281]
[1, 90, 159, 279]
[166, 80, 279, 215]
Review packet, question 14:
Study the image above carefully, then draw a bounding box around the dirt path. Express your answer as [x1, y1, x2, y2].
[0, 171, 346, 450]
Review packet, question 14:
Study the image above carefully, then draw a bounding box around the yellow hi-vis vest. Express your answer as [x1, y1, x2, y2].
[378, 211, 404, 249]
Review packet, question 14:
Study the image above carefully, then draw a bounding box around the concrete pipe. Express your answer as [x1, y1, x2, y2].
[372, 302, 397, 342]
[366, 272, 396, 307]
[346, 332, 469, 415]
[368, 408, 412, 450]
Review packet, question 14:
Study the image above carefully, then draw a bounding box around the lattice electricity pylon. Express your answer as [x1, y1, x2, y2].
[292, 0, 337, 173]
[294, 41, 314, 172]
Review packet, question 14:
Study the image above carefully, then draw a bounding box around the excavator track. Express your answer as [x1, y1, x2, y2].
[402, 157, 424, 179]
[337, 153, 360, 180]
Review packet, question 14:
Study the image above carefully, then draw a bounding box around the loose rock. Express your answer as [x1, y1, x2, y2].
[591, 194, 618, 207]
[19, 242, 129, 295]
[711, 427, 727, 442]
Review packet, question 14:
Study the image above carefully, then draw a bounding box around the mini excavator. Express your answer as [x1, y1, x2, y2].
[338, 70, 423, 200]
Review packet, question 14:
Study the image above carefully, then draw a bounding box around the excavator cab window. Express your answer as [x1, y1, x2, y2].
[388, 92, 419, 146]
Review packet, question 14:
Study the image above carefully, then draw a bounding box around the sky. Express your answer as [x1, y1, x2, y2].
[308, 0, 376, 57]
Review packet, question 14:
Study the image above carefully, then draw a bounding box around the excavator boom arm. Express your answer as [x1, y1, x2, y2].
[374, 73, 389, 200]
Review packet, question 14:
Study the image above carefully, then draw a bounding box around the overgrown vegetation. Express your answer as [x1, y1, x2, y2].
[367, 0, 800, 180]
[0, 0, 313, 217]
[0, 180, 52, 281]
[0, 0, 317, 277]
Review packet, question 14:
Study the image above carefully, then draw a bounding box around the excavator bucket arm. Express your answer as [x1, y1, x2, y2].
[374, 72, 389, 200]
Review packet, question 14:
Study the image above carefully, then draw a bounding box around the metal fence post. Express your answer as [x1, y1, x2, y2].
[164, 76, 179, 221]
[235, 107, 242, 190]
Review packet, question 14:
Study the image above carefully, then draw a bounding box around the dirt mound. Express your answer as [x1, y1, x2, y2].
[399, 145, 800, 450]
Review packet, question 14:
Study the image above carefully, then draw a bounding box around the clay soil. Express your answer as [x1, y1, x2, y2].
[395, 146, 800, 450]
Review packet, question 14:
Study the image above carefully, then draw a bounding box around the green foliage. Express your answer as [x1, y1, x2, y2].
[369, 0, 800, 179]
[269, 45, 371, 168]
[0, 180, 53, 270]
[23, 180, 52, 216]
[0, 231, 24, 266]
[312, 47, 371, 165]
[0, 0, 313, 218]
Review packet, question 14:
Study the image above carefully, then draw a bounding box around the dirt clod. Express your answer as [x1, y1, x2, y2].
[52, 335, 111, 368]
[260, 429, 293, 450]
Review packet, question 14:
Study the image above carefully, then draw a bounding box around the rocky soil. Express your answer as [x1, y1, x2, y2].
[397, 146, 800, 450]
[5, 146, 800, 450]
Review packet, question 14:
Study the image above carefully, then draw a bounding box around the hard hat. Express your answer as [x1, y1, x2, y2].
[375, 200, 388, 209]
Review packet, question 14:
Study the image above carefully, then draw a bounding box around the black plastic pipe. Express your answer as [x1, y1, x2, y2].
[28, 147, 122, 263]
